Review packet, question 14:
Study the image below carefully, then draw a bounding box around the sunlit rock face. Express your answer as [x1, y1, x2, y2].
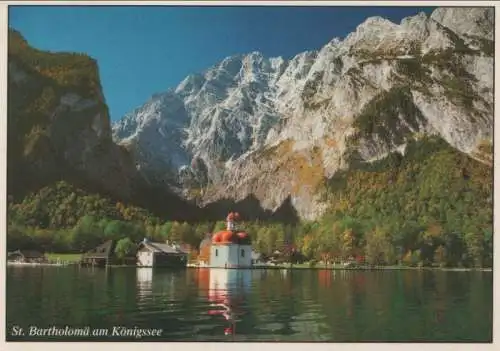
[113, 7, 493, 220]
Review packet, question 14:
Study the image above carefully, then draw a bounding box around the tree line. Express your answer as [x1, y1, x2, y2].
[7, 136, 493, 268]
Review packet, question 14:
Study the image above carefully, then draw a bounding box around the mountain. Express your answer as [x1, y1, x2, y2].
[7, 29, 203, 222]
[113, 7, 493, 220]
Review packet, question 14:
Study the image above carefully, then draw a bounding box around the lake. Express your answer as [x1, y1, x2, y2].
[6, 266, 493, 342]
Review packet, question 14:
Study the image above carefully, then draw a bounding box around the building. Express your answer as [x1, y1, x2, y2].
[80, 240, 116, 267]
[251, 251, 264, 265]
[209, 212, 252, 268]
[7, 250, 48, 264]
[136, 239, 188, 268]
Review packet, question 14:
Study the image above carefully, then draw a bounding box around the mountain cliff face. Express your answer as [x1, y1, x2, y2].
[8, 29, 202, 221]
[112, 7, 494, 220]
[8, 29, 136, 198]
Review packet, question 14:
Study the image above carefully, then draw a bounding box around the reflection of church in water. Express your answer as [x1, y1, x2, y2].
[196, 268, 254, 336]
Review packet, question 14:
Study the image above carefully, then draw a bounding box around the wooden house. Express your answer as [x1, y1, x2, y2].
[136, 239, 188, 268]
[7, 250, 48, 263]
[80, 240, 116, 267]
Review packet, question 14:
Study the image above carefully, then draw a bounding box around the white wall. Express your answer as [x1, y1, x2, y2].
[137, 250, 154, 267]
[228, 245, 241, 267]
[238, 245, 252, 267]
[209, 244, 252, 268]
[210, 245, 230, 267]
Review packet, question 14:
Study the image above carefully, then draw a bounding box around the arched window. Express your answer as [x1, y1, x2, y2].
[241, 249, 245, 257]
[215, 249, 218, 257]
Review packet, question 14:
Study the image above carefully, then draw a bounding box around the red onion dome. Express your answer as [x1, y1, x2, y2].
[213, 230, 249, 244]
[236, 231, 248, 239]
[221, 230, 237, 243]
[226, 212, 235, 221]
[236, 231, 251, 244]
[212, 233, 222, 243]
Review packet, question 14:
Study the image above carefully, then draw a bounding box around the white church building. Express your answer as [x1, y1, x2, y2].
[207, 212, 252, 268]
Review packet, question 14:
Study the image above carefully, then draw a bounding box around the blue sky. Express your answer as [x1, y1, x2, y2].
[9, 6, 435, 121]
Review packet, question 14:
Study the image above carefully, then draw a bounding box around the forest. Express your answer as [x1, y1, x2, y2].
[7, 136, 493, 268]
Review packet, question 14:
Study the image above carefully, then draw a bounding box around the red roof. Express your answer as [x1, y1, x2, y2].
[212, 230, 250, 244]
[236, 232, 248, 239]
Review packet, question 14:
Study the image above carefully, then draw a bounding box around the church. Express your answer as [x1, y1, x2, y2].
[200, 212, 252, 268]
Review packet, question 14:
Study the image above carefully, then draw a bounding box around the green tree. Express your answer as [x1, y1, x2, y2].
[159, 222, 173, 240]
[71, 215, 103, 252]
[114, 238, 136, 262]
[464, 231, 485, 268]
[169, 222, 183, 243]
[365, 226, 395, 265]
[104, 220, 129, 241]
[434, 245, 447, 267]
[213, 221, 227, 232]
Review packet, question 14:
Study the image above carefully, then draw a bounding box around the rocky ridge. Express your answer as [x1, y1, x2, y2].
[112, 7, 494, 220]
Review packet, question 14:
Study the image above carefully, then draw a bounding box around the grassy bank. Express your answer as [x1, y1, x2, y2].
[46, 253, 82, 263]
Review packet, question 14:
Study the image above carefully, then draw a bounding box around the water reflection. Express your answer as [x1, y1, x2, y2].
[136, 268, 153, 298]
[318, 269, 332, 288]
[198, 269, 251, 338]
[6, 267, 493, 342]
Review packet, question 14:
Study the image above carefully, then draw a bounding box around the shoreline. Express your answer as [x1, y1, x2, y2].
[7, 261, 492, 272]
[186, 264, 493, 272]
[7, 261, 67, 267]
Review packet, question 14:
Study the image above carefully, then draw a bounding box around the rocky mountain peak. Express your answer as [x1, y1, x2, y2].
[112, 7, 493, 220]
[431, 7, 493, 40]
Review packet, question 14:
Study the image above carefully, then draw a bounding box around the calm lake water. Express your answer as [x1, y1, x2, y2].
[6, 266, 493, 342]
